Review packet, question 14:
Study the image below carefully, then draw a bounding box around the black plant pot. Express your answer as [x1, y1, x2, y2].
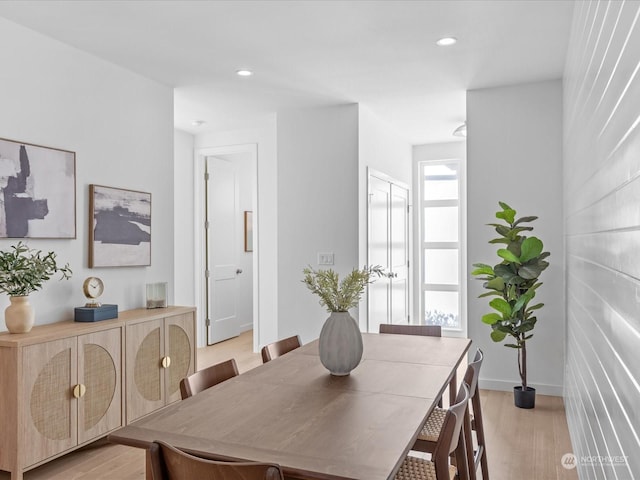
[514, 386, 536, 409]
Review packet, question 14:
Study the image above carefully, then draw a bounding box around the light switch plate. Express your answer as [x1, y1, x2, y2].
[318, 252, 334, 265]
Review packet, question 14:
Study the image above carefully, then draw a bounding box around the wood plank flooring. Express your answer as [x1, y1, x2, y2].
[2, 331, 578, 480]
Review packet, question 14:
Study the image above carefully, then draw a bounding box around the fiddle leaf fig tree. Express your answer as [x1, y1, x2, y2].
[471, 202, 550, 389]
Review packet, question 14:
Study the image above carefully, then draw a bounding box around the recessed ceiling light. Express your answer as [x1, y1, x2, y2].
[236, 69, 253, 77]
[191, 120, 206, 127]
[436, 37, 457, 47]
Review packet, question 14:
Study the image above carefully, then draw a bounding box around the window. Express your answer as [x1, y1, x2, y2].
[420, 160, 464, 332]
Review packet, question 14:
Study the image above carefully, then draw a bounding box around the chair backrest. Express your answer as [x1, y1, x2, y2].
[463, 348, 484, 399]
[261, 335, 302, 363]
[179, 358, 239, 400]
[149, 440, 284, 480]
[432, 382, 471, 479]
[379, 324, 442, 337]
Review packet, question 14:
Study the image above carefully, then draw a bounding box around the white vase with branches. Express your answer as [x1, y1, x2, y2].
[302, 265, 382, 375]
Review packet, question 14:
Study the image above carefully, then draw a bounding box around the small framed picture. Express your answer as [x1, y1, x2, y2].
[244, 211, 253, 252]
[89, 185, 151, 267]
[0, 137, 76, 238]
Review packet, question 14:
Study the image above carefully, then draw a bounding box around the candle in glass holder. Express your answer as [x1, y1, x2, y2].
[146, 282, 168, 309]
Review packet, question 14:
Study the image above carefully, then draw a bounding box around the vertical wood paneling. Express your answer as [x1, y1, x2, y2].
[565, 0, 640, 478]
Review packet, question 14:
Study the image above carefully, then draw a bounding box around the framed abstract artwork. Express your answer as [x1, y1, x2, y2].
[89, 185, 151, 267]
[0, 137, 76, 238]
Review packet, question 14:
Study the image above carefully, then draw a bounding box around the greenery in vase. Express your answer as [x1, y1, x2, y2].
[302, 265, 383, 313]
[0, 242, 72, 296]
[471, 202, 550, 389]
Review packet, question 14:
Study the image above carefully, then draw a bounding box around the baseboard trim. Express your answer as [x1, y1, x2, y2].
[479, 377, 563, 396]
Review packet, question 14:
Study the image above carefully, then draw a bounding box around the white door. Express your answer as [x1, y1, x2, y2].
[368, 175, 391, 334]
[390, 183, 409, 323]
[367, 172, 409, 332]
[206, 156, 242, 344]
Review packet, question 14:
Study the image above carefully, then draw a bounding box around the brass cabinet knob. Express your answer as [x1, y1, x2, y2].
[72, 384, 87, 398]
[161, 356, 171, 368]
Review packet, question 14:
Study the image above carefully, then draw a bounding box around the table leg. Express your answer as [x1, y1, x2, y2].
[146, 449, 153, 480]
[449, 371, 457, 406]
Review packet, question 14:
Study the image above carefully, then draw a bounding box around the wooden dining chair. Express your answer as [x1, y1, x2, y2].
[179, 358, 239, 400]
[395, 382, 470, 480]
[260, 335, 302, 363]
[412, 349, 488, 480]
[379, 323, 442, 337]
[149, 440, 284, 480]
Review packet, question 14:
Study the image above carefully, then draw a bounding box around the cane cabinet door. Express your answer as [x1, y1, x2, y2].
[165, 313, 195, 404]
[22, 337, 77, 467]
[77, 328, 123, 444]
[126, 318, 164, 422]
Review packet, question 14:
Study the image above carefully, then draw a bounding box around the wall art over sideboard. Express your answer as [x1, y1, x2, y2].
[0, 137, 76, 238]
[89, 185, 151, 267]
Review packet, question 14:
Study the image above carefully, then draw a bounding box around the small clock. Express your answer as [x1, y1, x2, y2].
[82, 276, 104, 308]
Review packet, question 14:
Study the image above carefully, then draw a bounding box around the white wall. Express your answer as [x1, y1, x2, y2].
[192, 120, 277, 349]
[564, 1, 640, 477]
[0, 18, 174, 329]
[358, 106, 412, 329]
[467, 80, 564, 395]
[277, 104, 359, 343]
[174, 129, 195, 307]
[412, 142, 466, 328]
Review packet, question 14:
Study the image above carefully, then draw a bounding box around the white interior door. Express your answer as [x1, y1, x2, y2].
[368, 175, 391, 334]
[367, 172, 410, 332]
[390, 183, 409, 323]
[206, 156, 242, 344]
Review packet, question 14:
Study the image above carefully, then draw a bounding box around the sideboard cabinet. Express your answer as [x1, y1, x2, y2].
[0, 306, 196, 480]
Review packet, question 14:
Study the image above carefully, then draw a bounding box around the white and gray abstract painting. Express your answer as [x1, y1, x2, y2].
[0, 138, 76, 238]
[90, 185, 151, 267]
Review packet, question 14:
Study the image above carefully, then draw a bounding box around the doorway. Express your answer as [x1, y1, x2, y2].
[194, 144, 258, 347]
[367, 169, 410, 333]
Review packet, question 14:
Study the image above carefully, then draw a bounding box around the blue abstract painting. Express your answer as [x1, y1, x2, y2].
[89, 185, 151, 267]
[0, 138, 76, 238]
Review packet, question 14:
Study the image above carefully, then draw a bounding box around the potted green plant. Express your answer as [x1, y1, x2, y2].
[471, 202, 549, 408]
[302, 265, 382, 375]
[0, 242, 72, 333]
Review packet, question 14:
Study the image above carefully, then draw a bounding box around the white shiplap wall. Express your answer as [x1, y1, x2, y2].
[564, 1, 640, 478]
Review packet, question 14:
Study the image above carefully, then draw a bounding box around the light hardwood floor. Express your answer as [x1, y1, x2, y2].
[3, 331, 578, 480]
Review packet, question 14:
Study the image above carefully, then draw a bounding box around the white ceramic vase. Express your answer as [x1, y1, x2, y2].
[318, 311, 363, 376]
[5, 296, 35, 333]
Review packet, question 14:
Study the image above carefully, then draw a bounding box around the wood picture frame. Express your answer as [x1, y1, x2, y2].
[244, 211, 253, 252]
[89, 185, 151, 267]
[0, 137, 76, 238]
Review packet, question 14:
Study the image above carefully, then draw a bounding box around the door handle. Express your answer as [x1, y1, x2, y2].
[73, 384, 86, 398]
[236, 269, 243, 275]
[387, 272, 397, 278]
[161, 356, 171, 368]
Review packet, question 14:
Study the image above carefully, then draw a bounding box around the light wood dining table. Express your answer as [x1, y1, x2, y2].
[109, 332, 471, 480]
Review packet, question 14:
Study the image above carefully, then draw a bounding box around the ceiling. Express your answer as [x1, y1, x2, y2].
[0, 0, 575, 145]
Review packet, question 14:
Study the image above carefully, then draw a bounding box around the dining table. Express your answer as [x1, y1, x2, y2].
[108, 332, 472, 480]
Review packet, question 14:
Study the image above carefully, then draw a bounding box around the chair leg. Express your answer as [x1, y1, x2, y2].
[463, 408, 476, 480]
[472, 395, 489, 480]
[453, 426, 470, 480]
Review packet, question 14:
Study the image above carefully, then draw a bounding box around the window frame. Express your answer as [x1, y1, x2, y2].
[418, 158, 467, 337]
